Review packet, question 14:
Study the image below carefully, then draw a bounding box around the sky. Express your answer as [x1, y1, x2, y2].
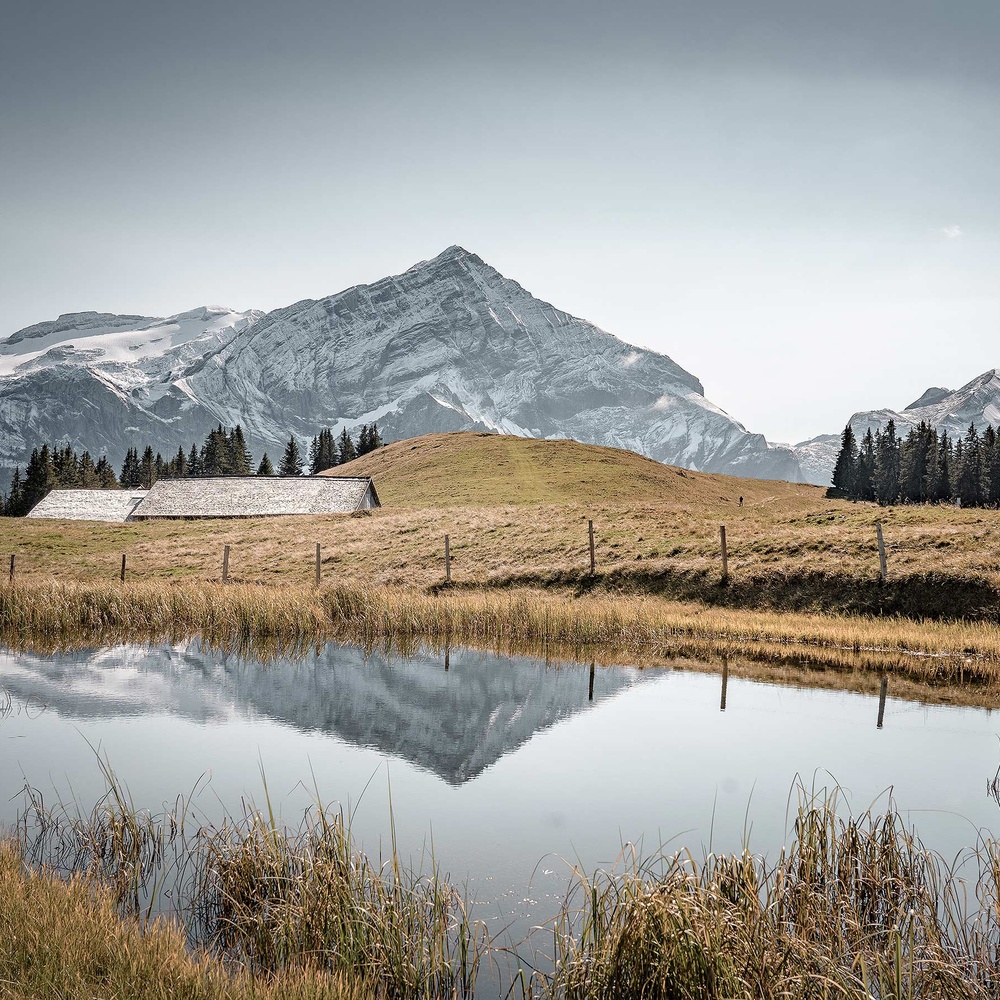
[2, 0, 998, 445]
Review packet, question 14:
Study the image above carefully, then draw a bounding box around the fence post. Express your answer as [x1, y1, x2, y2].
[8, 554, 14, 584]
[588, 520, 596, 575]
[120, 553, 127, 584]
[877, 675, 888, 729]
[876, 523, 887, 582]
[222, 544, 231, 584]
[315, 543, 321, 588]
[720, 525, 729, 581]
[444, 534, 451, 583]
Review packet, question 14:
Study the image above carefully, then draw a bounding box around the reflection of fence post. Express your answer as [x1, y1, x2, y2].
[588, 662, 595, 701]
[444, 535, 451, 583]
[444, 647, 450, 672]
[120, 553, 127, 584]
[588, 520, 596, 575]
[315, 543, 321, 588]
[720, 657, 729, 711]
[877, 675, 888, 729]
[222, 544, 231, 584]
[720, 525, 729, 581]
[876, 523, 887, 582]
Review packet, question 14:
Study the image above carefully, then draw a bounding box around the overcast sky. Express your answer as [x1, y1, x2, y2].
[2, 0, 997, 444]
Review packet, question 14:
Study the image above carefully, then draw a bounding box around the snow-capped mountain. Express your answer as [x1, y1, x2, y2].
[0, 307, 261, 476]
[0, 248, 802, 483]
[793, 369, 1000, 485]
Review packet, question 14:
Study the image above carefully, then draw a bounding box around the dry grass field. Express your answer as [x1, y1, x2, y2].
[4, 431, 1000, 703]
[7, 432, 1000, 613]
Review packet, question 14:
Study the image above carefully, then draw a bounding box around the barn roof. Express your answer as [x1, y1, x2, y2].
[27, 489, 149, 522]
[133, 476, 379, 518]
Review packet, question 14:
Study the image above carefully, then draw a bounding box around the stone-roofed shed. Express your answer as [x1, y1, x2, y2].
[27, 489, 149, 522]
[132, 476, 379, 519]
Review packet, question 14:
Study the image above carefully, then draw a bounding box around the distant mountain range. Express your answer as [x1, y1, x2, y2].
[1, 247, 996, 490]
[791, 370, 1000, 484]
[0, 247, 800, 485]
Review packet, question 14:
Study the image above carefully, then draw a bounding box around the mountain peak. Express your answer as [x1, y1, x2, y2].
[904, 386, 952, 411]
[405, 245, 486, 275]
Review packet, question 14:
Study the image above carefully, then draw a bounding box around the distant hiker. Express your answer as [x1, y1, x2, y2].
[738, 496, 743, 507]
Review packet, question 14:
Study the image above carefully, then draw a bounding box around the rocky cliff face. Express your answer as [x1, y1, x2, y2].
[0, 248, 803, 483]
[793, 369, 1000, 485]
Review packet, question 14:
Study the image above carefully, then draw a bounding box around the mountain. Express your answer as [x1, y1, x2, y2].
[0, 248, 802, 484]
[793, 369, 1000, 485]
[0, 307, 261, 481]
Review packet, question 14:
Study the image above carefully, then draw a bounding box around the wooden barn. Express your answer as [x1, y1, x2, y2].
[27, 489, 149, 522]
[26, 477, 380, 522]
[133, 477, 380, 519]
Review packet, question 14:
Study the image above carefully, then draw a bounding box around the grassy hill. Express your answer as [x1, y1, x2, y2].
[323, 431, 824, 509]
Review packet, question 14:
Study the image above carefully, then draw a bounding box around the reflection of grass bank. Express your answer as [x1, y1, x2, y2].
[4, 579, 1000, 707]
[7, 778, 1000, 999]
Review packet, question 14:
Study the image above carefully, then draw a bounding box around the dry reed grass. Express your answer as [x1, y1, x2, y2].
[0, 839, 377, 999]
[4, 578, 1000, 707]
[537, 786, 1000, 999]
[11, 778, 1000, 999]
[17, 763, 487, 1000]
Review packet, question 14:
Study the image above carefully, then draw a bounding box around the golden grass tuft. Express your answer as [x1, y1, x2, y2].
[0, 838, 375, 999]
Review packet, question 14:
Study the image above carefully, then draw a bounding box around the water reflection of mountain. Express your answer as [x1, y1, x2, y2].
[0, 643, 652, 784]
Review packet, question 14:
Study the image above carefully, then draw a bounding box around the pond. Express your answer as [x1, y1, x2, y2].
[2, 640, 1000, 983]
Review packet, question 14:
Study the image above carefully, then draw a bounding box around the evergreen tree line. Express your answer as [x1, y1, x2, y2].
[830, 420, 1000, 507]
[4, 422, 385, 515]
[282, 423, 383, 477]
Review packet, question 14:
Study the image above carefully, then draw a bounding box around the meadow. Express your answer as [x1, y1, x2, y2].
[7, 432, 1000, 997]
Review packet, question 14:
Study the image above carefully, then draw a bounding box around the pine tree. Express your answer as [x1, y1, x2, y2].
[955, 423, 984, 507]
[202, 426, 227, 476]
[856, 429, 875, 502]
[228, 426, 252, 475]
[935, 430, 953, 502]
[257, 452, 275, 476]
[79, 451, 99, 488]
[873, 420, 900, 505]
[120, 446, 141, 488]
[24, 445, 58, 512]
[986, 425, 1000, 506]
[140, 446, 156, 490]
[899, 422, 932, 503]
[337, 429, 356, 465]
[5, 467, 25, 516]
[309, 435, 321, 475]
[279, 436, 303, 477]
[187, 443, 201, 477]
[173, 446, 188, 479]
[830, 424, 858, 498]
[96, 456, 119, 489]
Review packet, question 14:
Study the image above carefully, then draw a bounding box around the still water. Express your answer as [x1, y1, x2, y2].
[2, 641, 999, 943]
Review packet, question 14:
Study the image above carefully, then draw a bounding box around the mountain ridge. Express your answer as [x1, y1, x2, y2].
[0, 247, 801, 485]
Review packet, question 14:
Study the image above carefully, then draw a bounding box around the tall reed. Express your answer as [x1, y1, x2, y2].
[536, 787, 1000, 999]
[17, 764, 488, 999]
